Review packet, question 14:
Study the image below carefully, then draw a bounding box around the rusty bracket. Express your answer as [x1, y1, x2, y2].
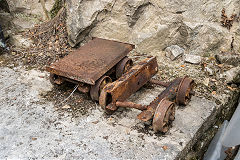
[99, 56, 158, 112]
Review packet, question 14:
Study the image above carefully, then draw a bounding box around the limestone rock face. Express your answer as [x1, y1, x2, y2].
[66, 0, 240, 56]
[6, 0, 54, 17]
[4, 0, 55, 30]
[66, 0, 116, 46]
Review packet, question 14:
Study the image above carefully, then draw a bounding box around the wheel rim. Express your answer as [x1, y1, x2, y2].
[90, 76, 112, 101]
[116, 57, 133, 79]
[176, 77, 194, 105]
[152, 99, 175, 133]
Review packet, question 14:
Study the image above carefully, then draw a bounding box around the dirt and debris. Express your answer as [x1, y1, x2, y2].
[41, 82, 96, 117]
[1, 8, 72, 70]
[24, 8, 72, 69]
[220, 8, 239, 30]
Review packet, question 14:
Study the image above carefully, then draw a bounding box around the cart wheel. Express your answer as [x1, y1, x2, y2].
[49, 73, 64, 85]
[90, 76, 112, 101]
[116, 57, 133, 79]
[152, 99, 175, 133]
[99, 89, 116, 114]
[176, 76, 195, 105]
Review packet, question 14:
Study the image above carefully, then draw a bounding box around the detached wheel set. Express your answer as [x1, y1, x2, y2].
[47, 38, 195, 133]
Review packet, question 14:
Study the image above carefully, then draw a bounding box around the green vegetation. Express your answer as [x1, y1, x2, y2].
[50, 0, 64, 18]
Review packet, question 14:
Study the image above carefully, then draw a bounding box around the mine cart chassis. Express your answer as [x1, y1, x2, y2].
[46, 37, 195, 133]
[46, 37, 135, 101]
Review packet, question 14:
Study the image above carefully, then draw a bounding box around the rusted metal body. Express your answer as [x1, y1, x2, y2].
[138, 77, 194, 122]
[116, 57, 133, 79]
[90, 76, 112, 101]
[46, 38, 134, 85]
[149, 79, 170, 87]
[100, 70, 194, 132]
[116, 101, 147, 111]
[152, 99, 175, 133]
[99, 57, 158, 112]
[47, 38, 135, 101]
[46, 37, 195, 133]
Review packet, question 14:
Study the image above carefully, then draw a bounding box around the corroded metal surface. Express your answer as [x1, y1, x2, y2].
[98, 57, 194, 133]
[115, 57, 133, 79]
[176, 77, 194, 105]
[137, 78, 182, 122]
[99, 57, 158, 112]
[46, 38, 134, 85]
[116, 101, 147, 111]
[137, 76, 194, 122]
[149, 79, 170, 87]
[90, 76, 112, 101]
[49, 73, 64, 85]
[77, 84, 90, 93]
[152, 99, 175, 133]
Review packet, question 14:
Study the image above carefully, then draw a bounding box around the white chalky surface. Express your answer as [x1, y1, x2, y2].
[0, 67, 216, 159]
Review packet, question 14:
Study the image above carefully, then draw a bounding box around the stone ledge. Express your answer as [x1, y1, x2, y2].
[1, 67, 238, 159]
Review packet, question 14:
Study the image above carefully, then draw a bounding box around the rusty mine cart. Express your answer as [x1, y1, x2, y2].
[46, 37, 195, 133]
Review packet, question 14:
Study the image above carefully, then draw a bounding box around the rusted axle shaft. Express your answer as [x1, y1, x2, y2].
[149, 79, 170, 87]
[150, 78, 195, 95]
[116, 101, 147, 110]
[138, 76, 194, 122]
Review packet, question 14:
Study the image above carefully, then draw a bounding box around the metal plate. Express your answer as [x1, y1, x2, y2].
[46, 38, 134, 85]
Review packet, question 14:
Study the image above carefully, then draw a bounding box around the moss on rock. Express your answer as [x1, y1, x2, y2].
[50, 0, 64, 19]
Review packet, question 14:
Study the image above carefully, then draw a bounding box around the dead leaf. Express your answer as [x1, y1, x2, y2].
[212, 91, 217, 95]
[162, 146, 168, 151]
[32, 137, 37, 141]
[180, 65, 185, 67]
[227, 86, 236, 91]
[211, 79, 217, 82]
[62, 105, 71, 109]
[208, 56, 215, 60]
[92, 120, 99, 124]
